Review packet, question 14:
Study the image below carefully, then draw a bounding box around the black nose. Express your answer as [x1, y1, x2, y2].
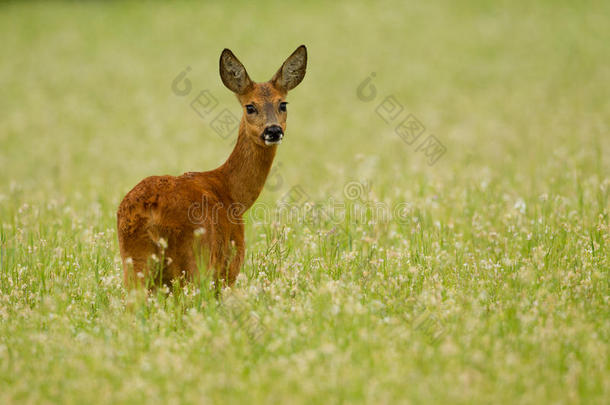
[262, 125, 284, 143]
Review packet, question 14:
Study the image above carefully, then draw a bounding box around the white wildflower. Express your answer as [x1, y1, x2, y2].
[514, 198, 526, 214]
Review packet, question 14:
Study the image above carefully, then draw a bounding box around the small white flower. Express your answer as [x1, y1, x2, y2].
[514, 198, 526, 214]
[194, 227, 206, 236]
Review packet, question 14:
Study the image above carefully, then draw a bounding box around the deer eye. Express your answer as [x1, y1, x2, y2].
[279, 102, 288, 112]
[245, 104, 257, 114]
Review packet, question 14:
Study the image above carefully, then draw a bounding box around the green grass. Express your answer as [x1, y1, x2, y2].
[1, 0, 609, 403]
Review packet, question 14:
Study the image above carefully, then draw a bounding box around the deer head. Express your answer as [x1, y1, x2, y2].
[219, 45, 307, 147]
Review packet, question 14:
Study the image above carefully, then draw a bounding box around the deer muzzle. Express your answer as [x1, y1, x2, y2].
[262, 125, 284, 145]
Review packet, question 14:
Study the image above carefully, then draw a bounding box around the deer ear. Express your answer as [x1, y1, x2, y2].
[271, 45, 307, 91]
[219, 49, 253, 94]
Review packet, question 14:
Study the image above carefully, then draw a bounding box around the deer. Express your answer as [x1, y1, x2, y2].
[117, 45, 307, 289]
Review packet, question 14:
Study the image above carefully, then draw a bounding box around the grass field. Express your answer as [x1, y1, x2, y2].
[1, 0, 609, 403]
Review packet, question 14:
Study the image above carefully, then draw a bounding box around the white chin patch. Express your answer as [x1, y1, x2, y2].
[264, 139, 282, 146]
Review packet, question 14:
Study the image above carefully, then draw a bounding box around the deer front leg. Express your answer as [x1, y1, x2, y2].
[212, 222, 245, 287]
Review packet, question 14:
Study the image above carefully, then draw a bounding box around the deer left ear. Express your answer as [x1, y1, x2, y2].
[271, 45, 307, 91]
[220, 48, 253, 95]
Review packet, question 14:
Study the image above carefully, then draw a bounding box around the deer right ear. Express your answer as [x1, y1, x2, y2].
[271, 45, 307, 91]
[219, 49, 253, 95]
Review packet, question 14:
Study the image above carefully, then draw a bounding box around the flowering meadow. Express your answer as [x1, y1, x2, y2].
[1, 1, 608, 403]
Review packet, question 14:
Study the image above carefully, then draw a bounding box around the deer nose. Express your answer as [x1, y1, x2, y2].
[262, 125, 284, 144]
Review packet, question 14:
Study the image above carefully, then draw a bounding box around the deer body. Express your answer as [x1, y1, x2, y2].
[117, 46, 307, 287]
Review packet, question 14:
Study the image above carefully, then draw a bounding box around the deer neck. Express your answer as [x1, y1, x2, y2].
[219, 119, 277, 211]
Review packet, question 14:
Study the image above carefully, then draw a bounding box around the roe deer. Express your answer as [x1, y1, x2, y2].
[117, 45, 307, 288]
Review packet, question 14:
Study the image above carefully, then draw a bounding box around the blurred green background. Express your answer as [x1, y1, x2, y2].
[0, 1, 608, 404]
[2, 0, 607, 205]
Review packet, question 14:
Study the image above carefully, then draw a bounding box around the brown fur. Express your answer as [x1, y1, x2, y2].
[117, 46, 307, 288]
